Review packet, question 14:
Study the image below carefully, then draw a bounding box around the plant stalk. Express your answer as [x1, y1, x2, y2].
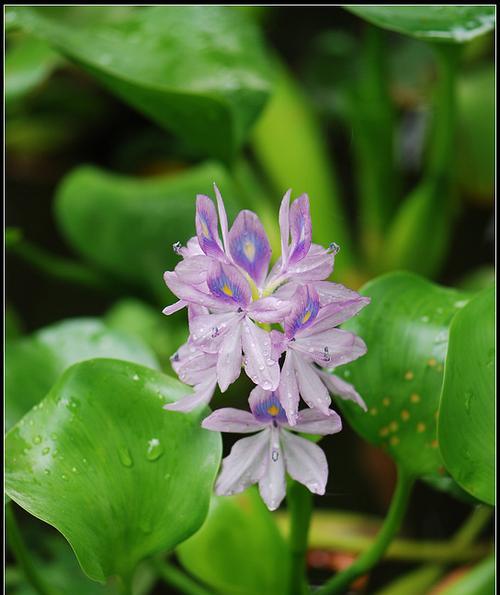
[288, 481, 313, 595]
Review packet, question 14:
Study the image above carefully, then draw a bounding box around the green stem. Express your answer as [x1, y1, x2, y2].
[152, 559, 213, 595]
[288, 481, 313, 595]
[316, 467, 414, 595]
[6, 504, 58, 595]
[6, 227, 121, 293]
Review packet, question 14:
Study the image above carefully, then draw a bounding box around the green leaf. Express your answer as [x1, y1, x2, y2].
[105, 298, 188, 367]
[456, 66, 495, 203]
[5, 318, 159, 431]
[345, 7, 495, 43]
[438, 287, 495, 505]
[177, 489, 290, 595]
[438, 555, 495, 595]
[54, 162, 241, 301]
[5, 35, 60, 106]
[7, 6, 273, 161]
[5, 358, 222, 583]
[337, 272, 470, 485]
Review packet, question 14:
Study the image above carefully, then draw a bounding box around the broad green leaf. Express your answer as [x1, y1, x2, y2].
[438, 287, 495, 505]
[338, 272, 470, 485]
[54, 162, 241, 301]
[177, 489, 290, 595]
[105, 298, 188, 368]
[251, 62, 356, 281]
[7, 6, 273, 161]
[345, 7, 495, 43]
[5, 36, 60, 106]
[438, 555, 495, 595]
[5, 318, 159, 431]
[6, 305, 24, 340]
[5, 358, 222, 583]
[456, 66, 495, 203]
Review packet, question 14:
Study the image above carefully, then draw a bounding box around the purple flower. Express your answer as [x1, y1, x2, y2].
[202, 387, 342, 510]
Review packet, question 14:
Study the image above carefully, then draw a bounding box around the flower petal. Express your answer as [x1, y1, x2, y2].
[279, 189, 292, 269]
[217, 322, 243, 392]
[214, 430, 269, 496]
[291, 351, 331, 414]
[249, 385, 288, 424]
[162, 300, 187, 316]
[293, 329, 367, 368]
[282, 430, 328, 495]
[228, 210, 271, 287]
[258, 426, 286, 511]
[317, 370, 368, 411]
[207, 261, 251, 308]
[287, 244, 333, 282]
[189, 311, 241, 353]
[196, 194, 225, 258]
[214, 184, 230, 255]
[299, 298, 370, 335]
[315, 281, 369, 306]
[289, 408, 342, 435]
[289, 194, 312, 265]
[242, 318, 280, 391]
[270, 330, 287, 361]
[175, 255, 212, 285]
[163, 271, 224, 310]
[202, 408, 265, 433]
[163, 376, 217, 412]
[247, 296, 292, 324]
[278, 351, 300, 426]
[284, 285, 320, 338]
[171, 343, 217, 386]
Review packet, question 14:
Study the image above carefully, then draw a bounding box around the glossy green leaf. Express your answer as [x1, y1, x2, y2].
[54, 162, 241, 301]
[5, 35, 60, 106]
[439, 555, 495, 595]
[438, 287, 495, 505]
[105, 298, 188, 368]
[456, 66, 495, 203]
[5, 358, 222, 583]
[5, 318, 159, 431]
[7, 6, 273, 161]
[177, 488, 290, 595]
[345, 7, 495, 43]
[338, 272, 470, 484]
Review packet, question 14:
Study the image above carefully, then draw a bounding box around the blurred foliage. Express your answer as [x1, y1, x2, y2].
[5, 6, 495, 595]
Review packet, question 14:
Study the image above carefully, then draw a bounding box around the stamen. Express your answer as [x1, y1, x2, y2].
[322, 346, 331, 363]
[271, 449, 279, 461]
[328, 242, 340, 255]
[170, 352, 180, 362]
[211, 326, 219, 338]
[172, 241, 183, 254]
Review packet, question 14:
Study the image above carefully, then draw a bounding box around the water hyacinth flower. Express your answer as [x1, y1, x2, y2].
[202, 388, 342, 510]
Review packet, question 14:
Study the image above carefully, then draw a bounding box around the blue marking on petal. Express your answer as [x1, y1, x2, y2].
[252, 392, 288, 424]
[228, 211, 271, 285]
[287, 287, 320, 337]
[207, 264, 249, 307]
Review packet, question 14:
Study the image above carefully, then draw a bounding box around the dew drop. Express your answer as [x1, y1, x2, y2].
[132, 374, 140, 381]
[71, 467, 78, 473]
[147, 438, 163, 461]
[464, 391, 473, 412]
[42, 447, 50, 455]
[33, 435, 42, 445]
[119, 448, 133, 468]
[44, 469, 50, 475]
[61, 474, 68, 481]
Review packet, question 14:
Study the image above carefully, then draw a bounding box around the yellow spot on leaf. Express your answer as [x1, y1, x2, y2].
[369, 408, 378, 416]
[410, 393, 421, 404]
[382, 397, 390, 407]
[401, 410, 410, 421]
[417, 423, 426, 433]
[222, 284, 233, 297]
[404, 370, 414, 380]
[427, 358, 437, 367]
[390, 436, 400, 446]
[379, 427, 389, 437]
[431, 440, 439, 449]
[389, 421, 399, 432]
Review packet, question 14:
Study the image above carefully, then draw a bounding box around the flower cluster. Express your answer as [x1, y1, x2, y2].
[163, 185, 369, 510]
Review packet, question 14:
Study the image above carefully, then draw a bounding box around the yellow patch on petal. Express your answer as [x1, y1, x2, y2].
[243, 240, 256, 261]
[222, 284, 233, 297]
[302, 310, 312, 324]
[201, 221, 210, 238]
[267, 405, 279, 416]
